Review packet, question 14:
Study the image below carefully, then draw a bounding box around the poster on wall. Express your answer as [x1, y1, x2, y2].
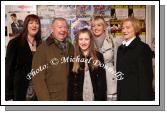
[129, 5, 146, 19]
[76, 5, 92, 20]
[37, 5, 76, 19]
[114, 5, 129, 20]
[5, 5, 36, 48]
[93, 5, 111, 20]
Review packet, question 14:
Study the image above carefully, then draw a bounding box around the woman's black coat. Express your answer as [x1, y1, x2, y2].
[116, 36, 154, 101]
[68, 51, 107, 101]
[5, 37, 33, 100]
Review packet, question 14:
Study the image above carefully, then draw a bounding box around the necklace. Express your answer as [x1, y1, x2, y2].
[27, 38, 36, 46]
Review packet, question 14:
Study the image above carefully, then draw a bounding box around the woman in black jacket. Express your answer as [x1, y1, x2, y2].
[116, 17, 154, 101]
[5, 14, 41, 101]
[68, 28, 107, 101]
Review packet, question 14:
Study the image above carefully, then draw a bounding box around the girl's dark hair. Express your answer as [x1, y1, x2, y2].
[18, 14, 41, 46]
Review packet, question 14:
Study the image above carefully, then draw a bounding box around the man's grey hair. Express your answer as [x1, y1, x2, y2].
[51, 17, 69, 28]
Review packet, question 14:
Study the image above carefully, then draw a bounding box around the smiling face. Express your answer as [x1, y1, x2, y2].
[27, 20, 39, 37]
[51, 19, 68, 42]
[121, 21, 135, 41]
[91, 19, 105, 37]
[78, 32, 91, 52]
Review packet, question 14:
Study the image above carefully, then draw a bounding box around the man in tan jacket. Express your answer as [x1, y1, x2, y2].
[32, 18, 74, 100]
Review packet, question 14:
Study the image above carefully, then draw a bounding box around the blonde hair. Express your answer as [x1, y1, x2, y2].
[91, 16, 107, 30]
[121, 17, 142, 36]
[91, 16, 114, 48]
[72, 28, 98, 73]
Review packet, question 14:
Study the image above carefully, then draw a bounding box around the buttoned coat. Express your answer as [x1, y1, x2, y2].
[32, 34, 74, 101]
[116, 36, 154, 101]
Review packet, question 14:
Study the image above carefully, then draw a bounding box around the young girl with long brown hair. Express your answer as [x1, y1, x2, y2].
[68, 28, 107, 101]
